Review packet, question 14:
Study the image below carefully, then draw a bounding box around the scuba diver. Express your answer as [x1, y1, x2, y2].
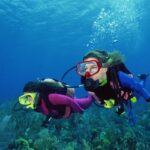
[76, 50, 150, 120]
[18, 78, 92, 127]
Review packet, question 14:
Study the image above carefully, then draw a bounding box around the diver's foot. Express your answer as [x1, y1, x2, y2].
[146, 98, 150, 103]
[116, 107, 125, 115]
[137, 73, 149, 81]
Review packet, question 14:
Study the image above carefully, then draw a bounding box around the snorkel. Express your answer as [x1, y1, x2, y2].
[61, 66, 84, 88]
[61, 50, 113, 90]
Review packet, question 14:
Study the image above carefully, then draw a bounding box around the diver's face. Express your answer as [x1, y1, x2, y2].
[83, 58, 108, 81]
[25, 95, 33, 104]
[77, 58, 101, 77]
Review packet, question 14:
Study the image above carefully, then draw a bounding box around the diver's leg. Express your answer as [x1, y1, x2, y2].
[118, 71, 150, 100]
[125, 100, 137, 126]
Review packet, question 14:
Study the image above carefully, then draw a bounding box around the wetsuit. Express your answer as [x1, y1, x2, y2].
[23, 80, 93, 119]
[38, 94, 92, 118]
[93, 70, 150, 108]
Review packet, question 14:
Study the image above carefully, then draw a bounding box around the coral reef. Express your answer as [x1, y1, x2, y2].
[0, 99, 150, 150]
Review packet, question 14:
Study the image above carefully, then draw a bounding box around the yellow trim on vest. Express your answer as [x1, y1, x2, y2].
[130, 96, 137, 103]
[104, 99, 115, 108]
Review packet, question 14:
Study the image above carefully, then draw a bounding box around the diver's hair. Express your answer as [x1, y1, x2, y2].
[83, 49, 124, 67]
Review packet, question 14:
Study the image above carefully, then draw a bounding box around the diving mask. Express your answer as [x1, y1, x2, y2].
[76, 60, 102, 77]
[19, 92, 39, 109]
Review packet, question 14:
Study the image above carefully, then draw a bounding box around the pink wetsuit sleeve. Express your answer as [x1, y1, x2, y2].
[48, 94, 84, 113]
[73, 94, 93, 109]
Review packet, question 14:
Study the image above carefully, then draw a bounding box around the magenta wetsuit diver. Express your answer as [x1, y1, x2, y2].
[23, 80, 93, 119]
[39, 94, 92, 118]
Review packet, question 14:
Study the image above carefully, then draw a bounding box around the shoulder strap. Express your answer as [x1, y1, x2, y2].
[109, 67, 123, 105]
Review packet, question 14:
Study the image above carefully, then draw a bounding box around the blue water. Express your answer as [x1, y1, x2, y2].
[0, 0, 150, 100]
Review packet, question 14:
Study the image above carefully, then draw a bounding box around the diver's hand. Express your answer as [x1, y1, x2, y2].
[88, 92, 100, 102]
[88, 91, 95, 96]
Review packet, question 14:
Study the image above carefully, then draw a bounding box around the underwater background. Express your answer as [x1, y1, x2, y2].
[0, 0, 150, 149]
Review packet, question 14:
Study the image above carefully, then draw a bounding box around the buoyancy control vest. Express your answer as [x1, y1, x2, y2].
[23, 80, 68, 118]
[81, 63, 135, 105]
